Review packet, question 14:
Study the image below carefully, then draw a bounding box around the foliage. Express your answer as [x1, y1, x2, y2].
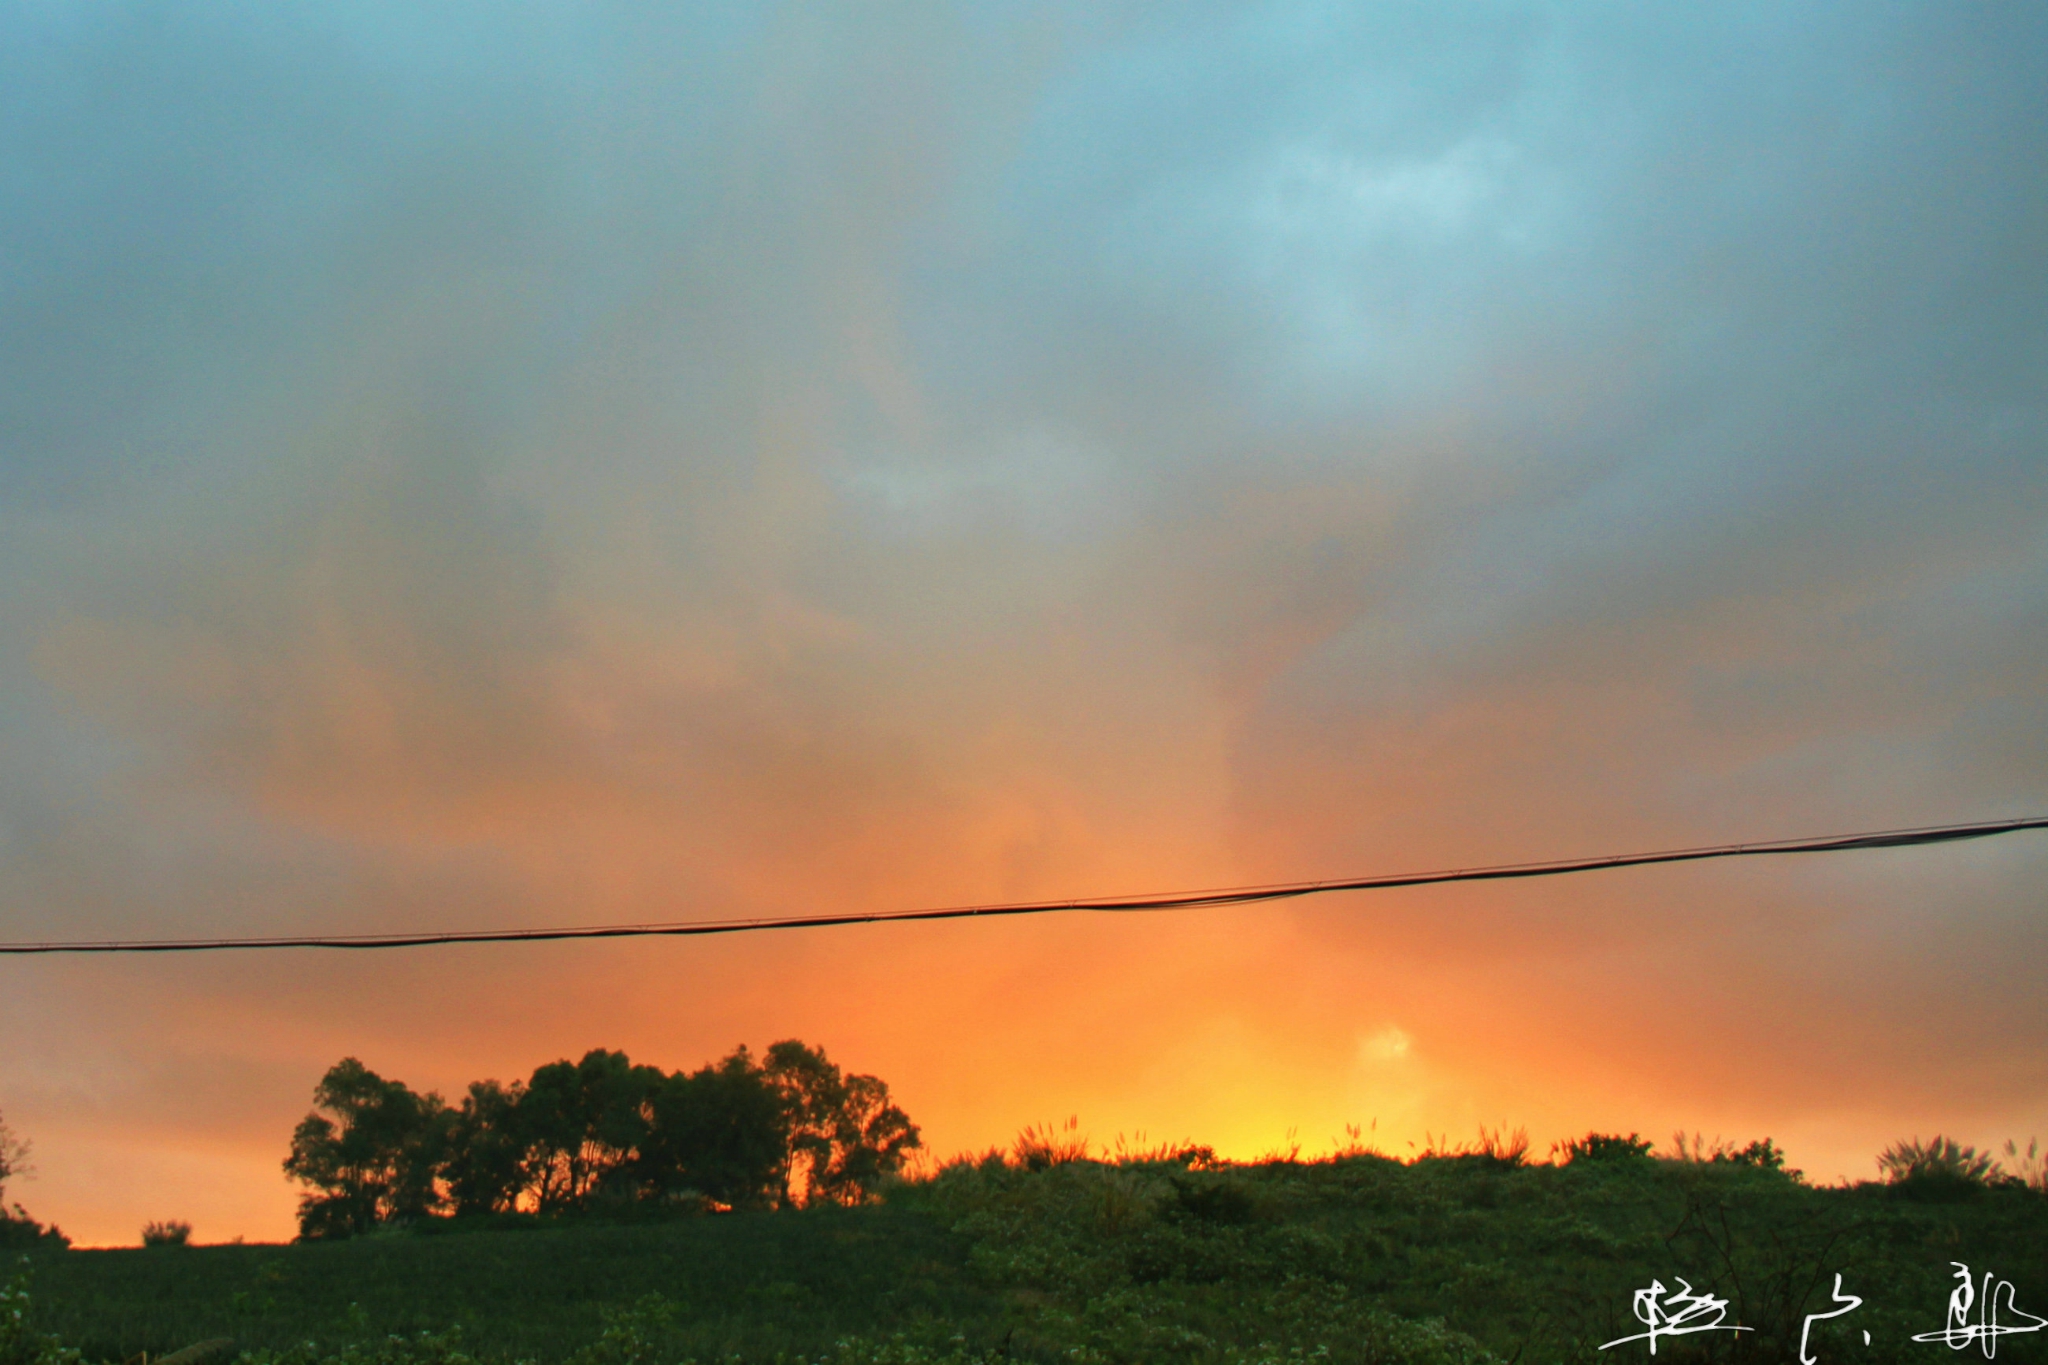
[635, 1050, 787, 1211]
[0, 1213, 64, 1255]
[0, 1116, 64, 1254]
[440, 1083, 527, 1218]
[0, 1261, 82, 1365]
[1409, 1127, 1529, 1170]
[28, 1123, 2048, 1364]
[1011, 1118, 1092, 1171]
[1664, 1134, 1800, 1182]
[1470, 1125, 1529, 1169]
[906, 1127, 2008, 1365]
[762, 1043, 921, 1209]
[143, 1222, 194, 1248]
[1875, 1135, 2000, 1199]
[237, 1327, 482, 1365]
[518, 1052, 666, 1215]
[1552, 1132, 1654, 1164]
[284, 1060, 454, 1239]
[32, 1207, 993, 1363]
[1999, 1137, 2048, 1193]
[0, 1115, 26, 1200]
[910, 1151, 1517, 1362]
[284, 1044, 920, 1239]
[560, 1294, 680, 1365]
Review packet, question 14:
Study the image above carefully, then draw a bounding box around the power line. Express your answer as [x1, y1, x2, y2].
[2, 815, 2043, 956]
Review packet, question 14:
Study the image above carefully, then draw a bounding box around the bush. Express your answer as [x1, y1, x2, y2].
[238, 1329, 479, 1365]
[1553, 1132, 1652, 1164]
[0, 1209, 66, 1253]
[1877, 1135, 2000, 1200]
[141, 1220, 193, 1248]
[1011, 1117, 1092, 1171]
[0, 1261, 83, 1365]
[1664, 1133, 1801, 1179]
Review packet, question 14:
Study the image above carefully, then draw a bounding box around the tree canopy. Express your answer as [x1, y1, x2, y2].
[282, 1041, 918, 1239]
[282, 1058, 451, 1238]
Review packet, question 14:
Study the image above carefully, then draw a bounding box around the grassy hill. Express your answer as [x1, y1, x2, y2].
[22, 1206, 997, 1363]
[12, 1150, 2047, 1365]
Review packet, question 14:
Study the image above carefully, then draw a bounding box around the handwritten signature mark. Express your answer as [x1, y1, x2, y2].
[1600, 1278, 1754, 1354]
[1910, 1263, 2048, 1359]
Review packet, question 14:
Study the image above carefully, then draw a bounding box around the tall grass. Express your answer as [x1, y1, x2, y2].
[2002, 1137, 2048, 1193]
[1330, 1121, 1382, 1159]
[1876, 1135, 1998, 1184]
[1009, 1117, 1091, 1170]
[1409, 1125, 1529, 1166]
[1105, 1132, 1213, 1166]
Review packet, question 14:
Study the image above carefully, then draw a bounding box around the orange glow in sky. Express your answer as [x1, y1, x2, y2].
[2, 2, 2045, 1248]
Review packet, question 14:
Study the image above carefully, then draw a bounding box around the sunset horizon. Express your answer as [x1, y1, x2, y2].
[2, 2, 2044, 1262]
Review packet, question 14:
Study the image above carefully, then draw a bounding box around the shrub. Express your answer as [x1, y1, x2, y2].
[1473, 1125, 1530, 1169]
[1718, 1137, 1792, 1171]
[237, 1328, 479, 1365]
[563, 1294, 679, 1365]
[0, 1261, 83, 1365]
[1664, 1133, 1799, 1177]
[0, 1210, 65, 1253]
[1408, 1126, 1529, 1170]
[1167, 1172, 1257, 1225]
[1011, 1117, 1091, 1170]
[1878, 1135, 1999, 1199]
[141, 1220, 193, 1248]
[1553, 1132, 1653, 1164]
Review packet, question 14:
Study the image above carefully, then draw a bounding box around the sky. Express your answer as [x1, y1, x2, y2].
[1, 1, 2045, 1248]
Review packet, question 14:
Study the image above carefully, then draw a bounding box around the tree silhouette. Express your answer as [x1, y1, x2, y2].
[637, 1047, 786, 1210]
[517, 1049, 664, 1213]
[441, 1079, 528, 1216]
[0, 1107, 64, 1249]
[283, 1058, 451, 1238]
[763, 1040, 920, 1207]
[0, 1107, 25, 1199]
[283, 1040, 920, 1236]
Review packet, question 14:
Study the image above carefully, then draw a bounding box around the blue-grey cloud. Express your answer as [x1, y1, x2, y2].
[1, 1, 2044, 1242]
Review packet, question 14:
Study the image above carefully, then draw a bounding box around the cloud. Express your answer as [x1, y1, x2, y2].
[0, 1, 2044, 1242]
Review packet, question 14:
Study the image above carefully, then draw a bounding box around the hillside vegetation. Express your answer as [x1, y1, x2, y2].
[10, 1132, 2047, 1365]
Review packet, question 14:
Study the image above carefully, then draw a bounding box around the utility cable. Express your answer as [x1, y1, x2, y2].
[1, 815, 2042, 955]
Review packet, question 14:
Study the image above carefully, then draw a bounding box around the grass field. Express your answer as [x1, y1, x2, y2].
[12, 1152, 2048, 1365]
[23, 1207, 999, 1363]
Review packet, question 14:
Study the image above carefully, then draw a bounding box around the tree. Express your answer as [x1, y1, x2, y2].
[441, 1079, 529, 1216]
[279, 1039, 922, 1230]
[0, 1109, 66, 1251]
[762, 1040, 921, 1207]
[637, 1047, 788, 1210]
[0, 1109, 25, 1200]
[812, 1070, 921, 1205]
[283, 1059, 451, 1238]
[516, 1050, 664, 1213]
